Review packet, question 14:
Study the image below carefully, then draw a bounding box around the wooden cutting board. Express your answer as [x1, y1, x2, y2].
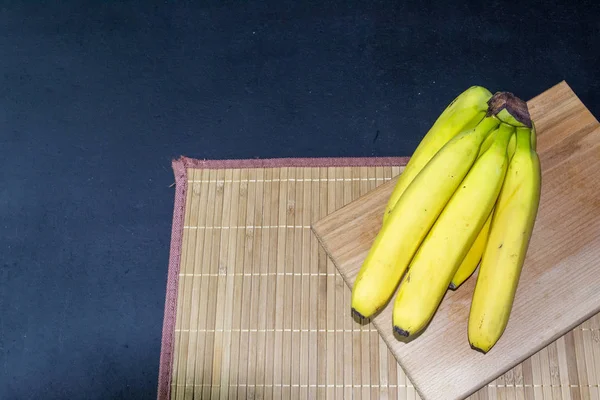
[311, 81, 600, 400]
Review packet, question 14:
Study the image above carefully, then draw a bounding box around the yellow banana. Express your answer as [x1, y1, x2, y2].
[448, 97, 535, 289]
[468, 126, 541, 353]
[450, 125, 517, 290]
[351, 116, 500, 318]
[382, 86, 492, 224]
[449, 210, 492, 290]
[392, 123, 514, 337]
[448, 126, 503, 290]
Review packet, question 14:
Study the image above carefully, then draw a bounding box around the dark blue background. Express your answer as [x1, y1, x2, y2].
[1, 1, 598, 399]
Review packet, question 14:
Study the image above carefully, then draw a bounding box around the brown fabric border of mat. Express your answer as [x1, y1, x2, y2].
[156, 155, 410, 400]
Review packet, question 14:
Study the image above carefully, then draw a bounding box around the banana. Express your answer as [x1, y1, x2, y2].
[448, 96, 535, 289]
[351, 116, 500, 318]
[382, 86, 492, 224]
[449, 210, 492, 290]
[468, 126, 541, 353]
[392, 123, 514, 337]
[448, 127, 501, 290]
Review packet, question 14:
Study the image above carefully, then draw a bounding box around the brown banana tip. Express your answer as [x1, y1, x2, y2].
[449, 282, 457, 290]
[470, 343, 488, 354]
[486, 91, 532, 128]
[351, 308, 365, 320]
[393, 326, 410, 337]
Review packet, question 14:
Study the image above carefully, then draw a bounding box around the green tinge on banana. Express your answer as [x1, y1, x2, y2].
[477, 126, 499, 159]
[507, 132, 517, 159]
[382, 86, 492, 225]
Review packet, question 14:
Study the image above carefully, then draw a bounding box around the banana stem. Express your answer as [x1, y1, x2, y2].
[486, 92, 532, 128]
[493, 123, 515, 150]
[516, 126, 533, 151]
[530, 121, 537, 150]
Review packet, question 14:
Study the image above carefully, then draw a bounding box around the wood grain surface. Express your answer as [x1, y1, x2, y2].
[312, 81, 600, 400]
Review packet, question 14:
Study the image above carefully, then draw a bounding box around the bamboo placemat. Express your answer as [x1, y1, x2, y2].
[158, 156, 600, 400]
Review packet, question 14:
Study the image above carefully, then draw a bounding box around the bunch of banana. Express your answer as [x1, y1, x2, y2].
[351, 87, 541, 353]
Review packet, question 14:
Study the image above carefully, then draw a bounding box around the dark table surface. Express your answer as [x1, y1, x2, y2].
[1, 1, 598, 399]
